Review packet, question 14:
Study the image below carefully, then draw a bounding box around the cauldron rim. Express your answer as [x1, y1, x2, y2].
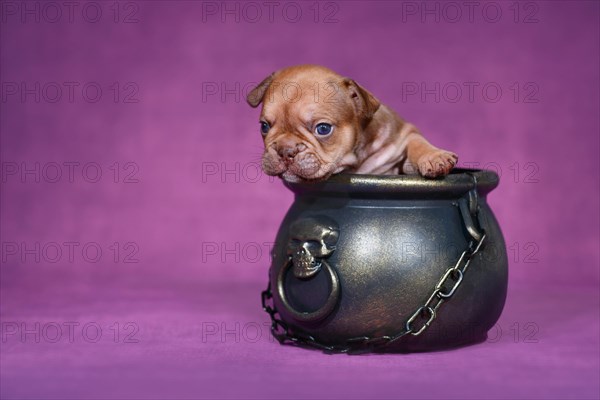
[284, 168, 498, 198]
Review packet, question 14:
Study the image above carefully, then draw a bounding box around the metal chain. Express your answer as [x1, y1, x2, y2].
[261, 180, 486, 354]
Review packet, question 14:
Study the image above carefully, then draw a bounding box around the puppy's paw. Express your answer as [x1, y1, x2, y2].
[417, 150, 458, 178]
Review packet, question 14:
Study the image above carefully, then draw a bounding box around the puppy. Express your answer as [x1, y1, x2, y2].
[247, 65, 457, 182]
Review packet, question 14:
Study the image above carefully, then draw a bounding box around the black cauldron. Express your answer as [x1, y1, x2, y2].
[261, 169, 508, 353]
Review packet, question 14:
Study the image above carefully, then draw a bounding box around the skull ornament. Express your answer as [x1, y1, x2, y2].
[287, 216, 340, 279]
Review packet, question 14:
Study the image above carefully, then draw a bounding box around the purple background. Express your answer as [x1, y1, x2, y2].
[1, 1, 598, 399]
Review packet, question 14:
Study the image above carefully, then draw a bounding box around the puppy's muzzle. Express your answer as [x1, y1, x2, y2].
[276, 142, 307, 163]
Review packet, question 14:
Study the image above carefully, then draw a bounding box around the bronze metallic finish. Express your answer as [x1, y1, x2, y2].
[267, 168, 508, 352]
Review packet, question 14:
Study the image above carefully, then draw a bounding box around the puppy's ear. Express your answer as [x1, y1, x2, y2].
[343, 79, 381, 122]
[246, 72, 276, 108]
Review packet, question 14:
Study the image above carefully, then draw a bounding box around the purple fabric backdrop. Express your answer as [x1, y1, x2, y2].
[1, 1, 598, 399]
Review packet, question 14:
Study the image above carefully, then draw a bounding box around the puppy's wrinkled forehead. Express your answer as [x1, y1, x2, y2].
[261, 72, 354, 124]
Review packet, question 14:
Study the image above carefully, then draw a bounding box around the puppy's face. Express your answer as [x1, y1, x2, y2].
[247, 65, 379, 182]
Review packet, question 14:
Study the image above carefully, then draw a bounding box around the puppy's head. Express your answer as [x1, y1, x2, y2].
[247, 65, 380, 182]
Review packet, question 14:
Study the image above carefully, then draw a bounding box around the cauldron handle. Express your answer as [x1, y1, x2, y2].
[276, 257, 340, 323]
[458, 178, 485, 242]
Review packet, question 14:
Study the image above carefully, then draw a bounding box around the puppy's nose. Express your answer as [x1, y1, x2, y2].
[278, 147, 298, 159]
[277, 143, 306, 160]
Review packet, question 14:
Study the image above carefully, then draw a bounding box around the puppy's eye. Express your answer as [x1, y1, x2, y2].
[260, 121, 270, 136]
[315, 123, 333, 137]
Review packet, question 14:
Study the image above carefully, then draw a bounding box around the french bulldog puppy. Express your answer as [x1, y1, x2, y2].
[247, 64, 457, 183]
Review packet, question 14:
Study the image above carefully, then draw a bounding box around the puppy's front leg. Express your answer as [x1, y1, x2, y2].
[403, 133, 458, 177]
